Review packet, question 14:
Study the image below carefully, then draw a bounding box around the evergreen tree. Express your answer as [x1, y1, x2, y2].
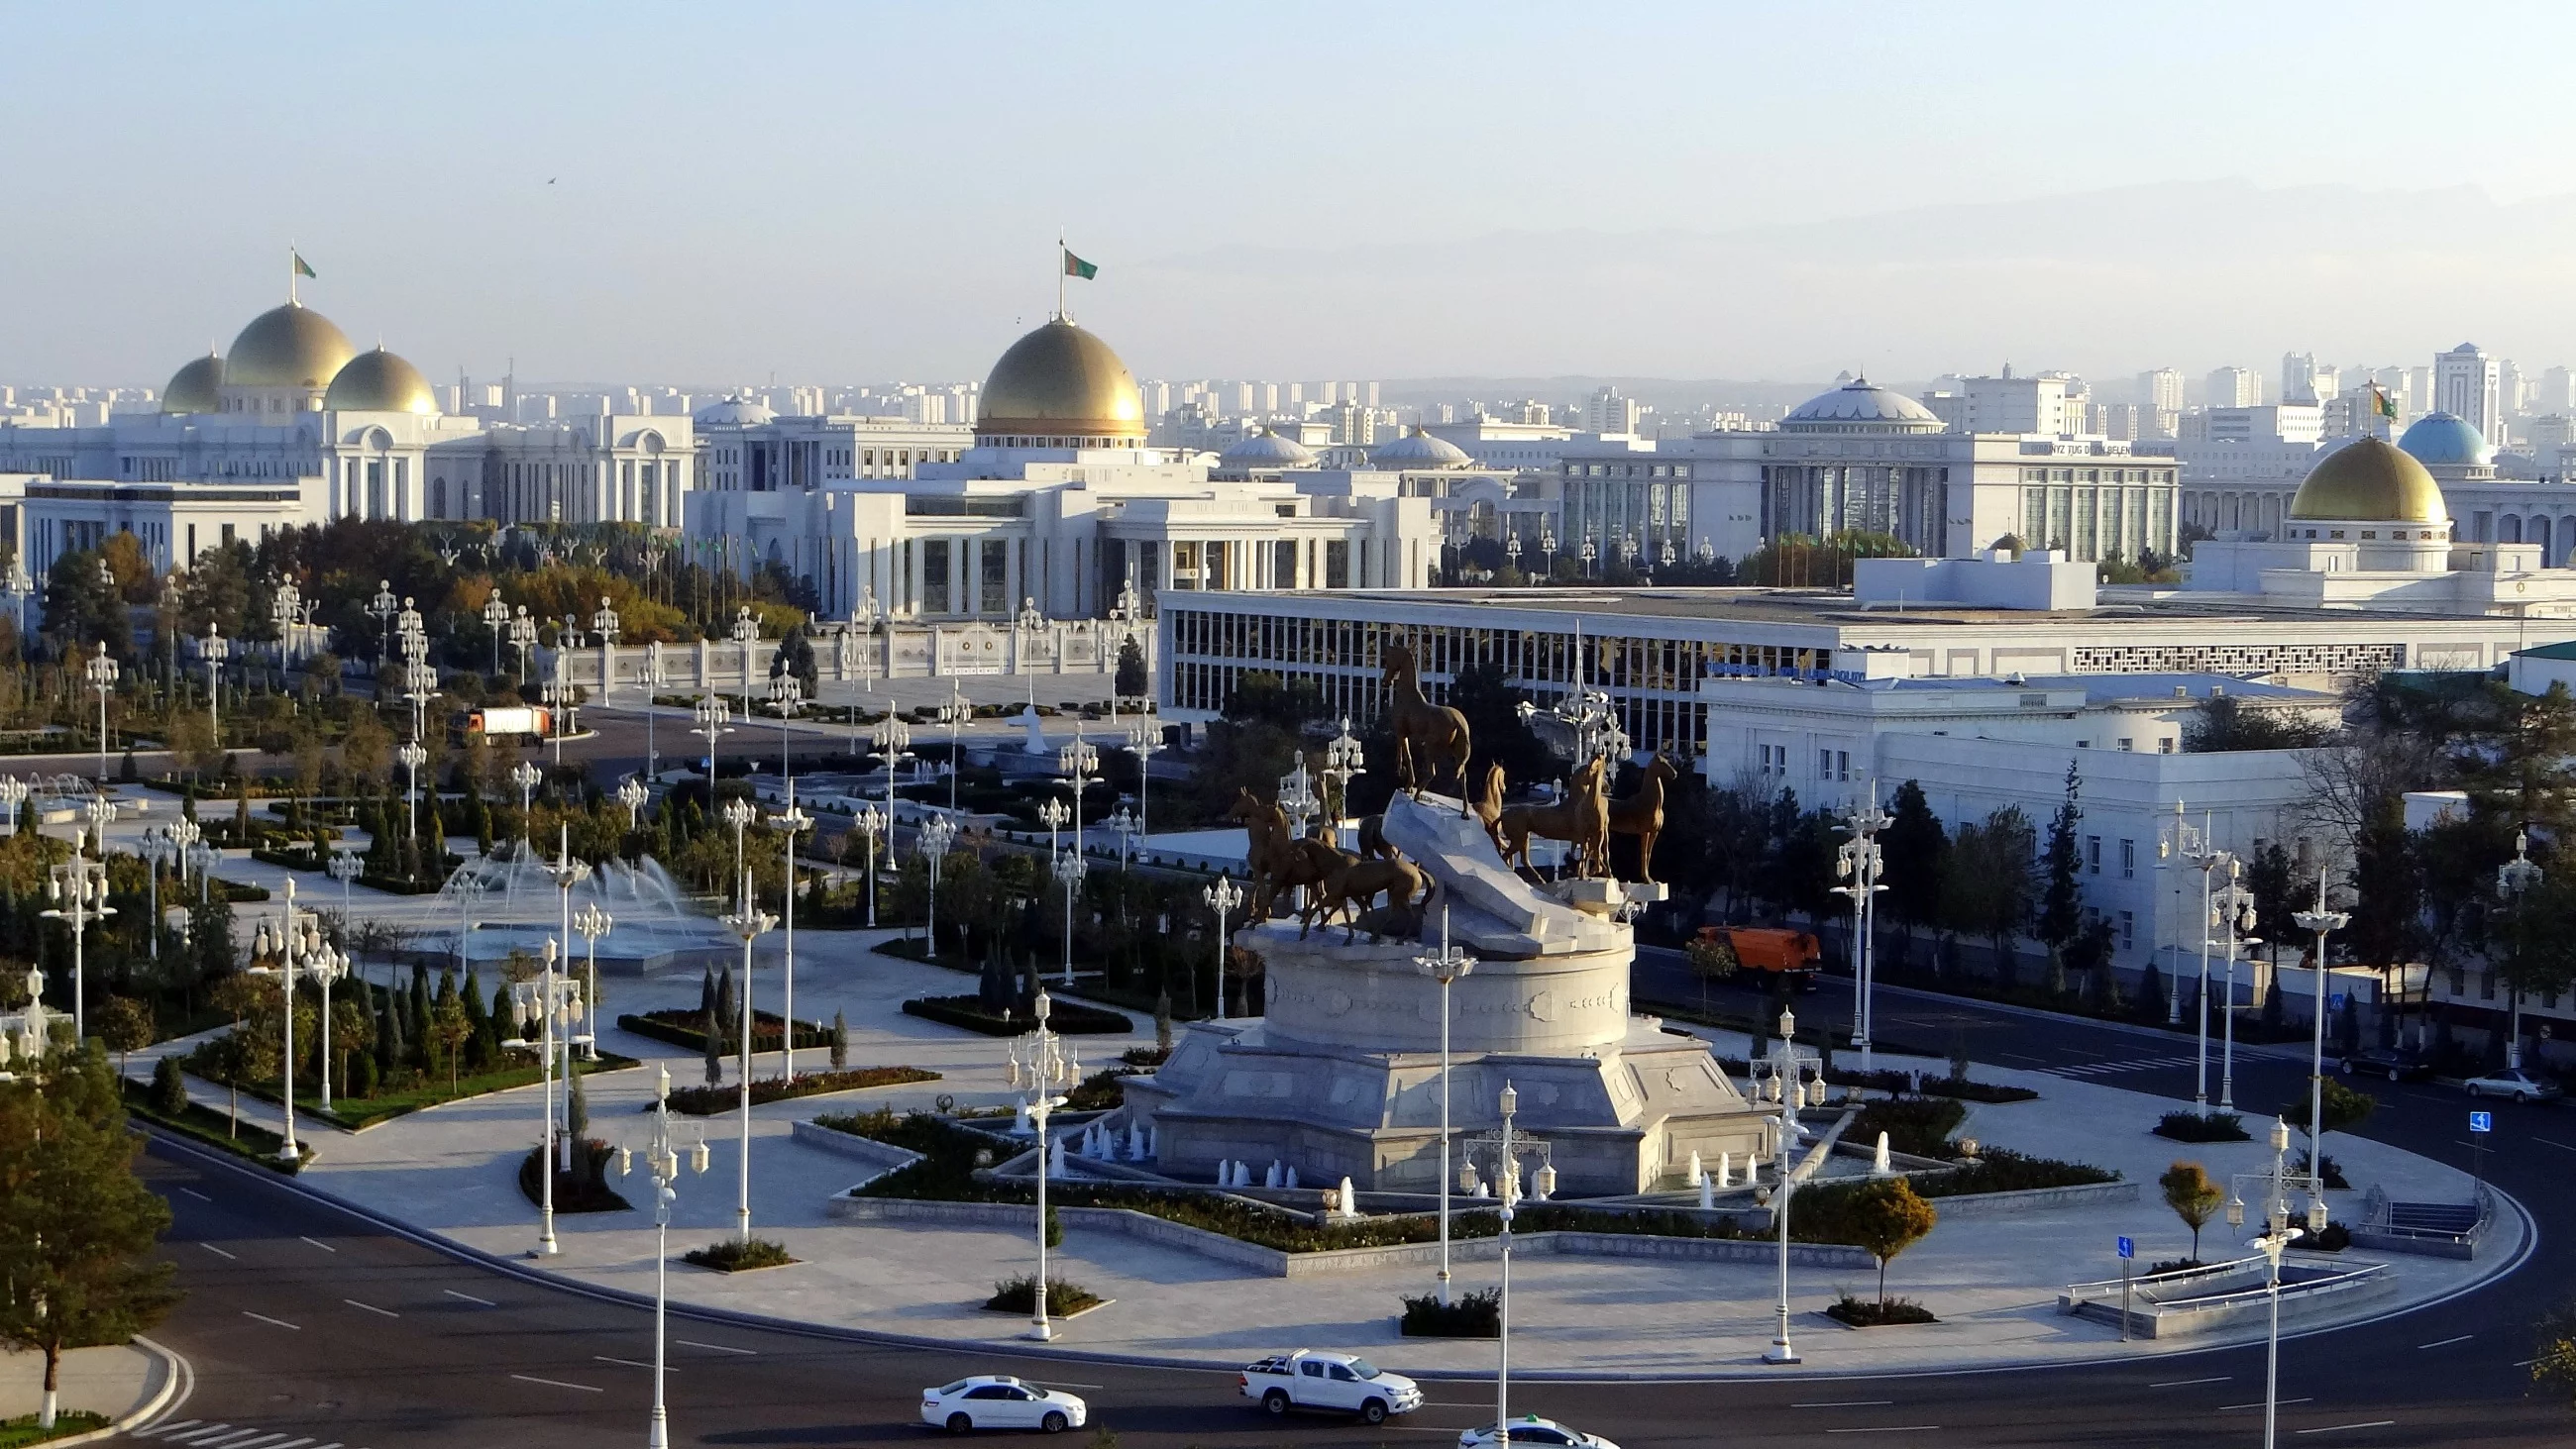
[1114, 636, 1148, 702]
[829, 1010, 849, 1072]
[714, 967, 737, 1050]
[408, 964, 433, 1071]
[2261, 970, 2287, 1034]
[376, 983, 403, 1077]
[698, 966, 716, 1020]
[1879, 779, 1949, 970]
[701, 1003, 723, 1085]
[2137, 959, 2169, 1024]
[2035, 762, 2085, 995]
[190, 892, 236, 985]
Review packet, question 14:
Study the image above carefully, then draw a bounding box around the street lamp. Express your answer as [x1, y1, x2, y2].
[1126, 724, 1166, 858]
[483, 592, 510, 677]
[509, 936, 584, 1256]
[328, 846, 363, 928]
[0, 965, 56, 1081]
[729, 606, 762, 721]
[248, 880, 339, 1161]
[1008, 988, 1081, 1341]
[1504, 532, 1522, 576]
[1579, 538, 1597, 578]
[1833, 783, 1890, 1074]
[1058, 738, 1099, 860]
[201, 621, 229, 749]
[591, 595, 621, 705]
[1037, 796, 1070, 863]
[937, 683, 971, 816]
[370, 579, 398, 659]
[85, 650, 119, 781]
[718, 873, 776, 1245]
[1106, 804, 1137, 871]
[720, 796, 756, 907]
[1755, 1006, 1826, 1365]
[2292, 871, 2349, 1201]
[1016, 596, 1046, 711]
[2178, 809, 2227, 1114]
[770, 673, 805, 780]
[1488, 1082, 1523, 1436]
[640, 641, 671, 776]
[542, 655, 574, 769]
[773, 788, 811, 1077]
[2215, 860, 2260, 1112]
[397, 741, 427, 854]
[139, 825, 177, 963]
[618, 776, 649, 832]
[509, 606, 538, 684]
[853, 802, 888, 929]
[918, 811, 958, 957]
[509, 760, 544, 839]
[1412, 905, 1475, 1305]
[1203, 874, 1243, 1022]
[270, 576, 303, 680]
[2224, 1116, 2321, 1449]
[186, 840, 218, 904]
[43, 854, 113, 1041]
[1050, 849, 1087, 986]
[2497, 830, 2541, 1070]
[622, 1064, 707, 1449]
[695, 694, 732, 779]
[574, 901, 613, 1063]
[0, 776, 25, 836]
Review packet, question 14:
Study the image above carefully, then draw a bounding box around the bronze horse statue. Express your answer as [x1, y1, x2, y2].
[1228, 788, 1350, 924]
[1380, 642, 1471, 812]
[1496, 755, 1610, 878]
[1605, 754, 1677, 883]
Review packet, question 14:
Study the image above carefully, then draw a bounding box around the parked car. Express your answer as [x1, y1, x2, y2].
[2340, 1046, 2431, 1082]
[1240, 1350, 1423, 1423]
[1460, 1416, 1622, 1449]
[2463, 1067, 2563, 1102]
[920, 1376, 1087, 1434]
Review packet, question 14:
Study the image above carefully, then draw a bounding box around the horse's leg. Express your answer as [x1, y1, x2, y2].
[1640, 826, 1660, 883]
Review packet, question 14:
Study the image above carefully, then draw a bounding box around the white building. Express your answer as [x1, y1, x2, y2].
[2436, 342, 2502, 443]
[1922, 367, 2080, 437]
[2205, 366, 2264, 408]
[2140, 367, 2186, 414]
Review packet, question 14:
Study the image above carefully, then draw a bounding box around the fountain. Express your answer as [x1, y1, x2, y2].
[433, 840, 739, 976]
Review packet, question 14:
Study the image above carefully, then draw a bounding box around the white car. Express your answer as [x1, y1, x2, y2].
[1460, 1416, 1621, 1449]
[1240, 1349, 1424, 1423]
[920, 1376, 1088, 1434]
[2464, 1068, 2563, 1103]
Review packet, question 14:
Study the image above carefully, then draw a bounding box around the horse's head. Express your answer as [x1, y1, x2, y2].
[1381, 642, 1414, 682]
[1226, 788, 1265, 824]
[1646, 755, 1677, 783]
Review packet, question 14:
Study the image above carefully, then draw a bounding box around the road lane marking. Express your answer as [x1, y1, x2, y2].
[1823, 1428, 1940, 1436]
[443, 1289, 496, 1306]
[2152, 1377, 2231, 1388]
[130, 1419, 201, 1439]
[675, 1338, 755, 1354]
[196, 1431, 276, 1447]
[240, 1310, 301, 1330]
[2296, 1423, 2397, 1435]
[161, 1428, 235, 1444]
[509, 1373, 602, 1393]
[1795, 1400, 1896, 1407]
[198, 1243, 236, 1260]
[2417, 1333, 2473, 1349]
[2533, 1137, 2576, 1152]
[224, 1435, 290, 1449]
[268, 1438, 316, 1449]
[595, 1356, 667, 1370]
[2222, 1397, 2311, 1411]
[180, 1188, 213, 1201]
[1997, 1051, 2049, 1063]
[299, 1235, 337, 1253]
[343, 1298, 398, 1318]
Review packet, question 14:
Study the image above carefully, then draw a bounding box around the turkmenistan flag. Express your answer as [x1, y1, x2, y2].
[292, 250, 318, 280]
[2371, 383, 2397, 420]
[1063, 250, 1098, 280]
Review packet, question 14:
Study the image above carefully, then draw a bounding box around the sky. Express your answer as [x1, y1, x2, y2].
[14, 0, 2576, 390]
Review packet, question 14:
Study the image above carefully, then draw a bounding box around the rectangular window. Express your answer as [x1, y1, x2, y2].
[1324, 540, 1349, 588]
[1818, 748, 1833, 779]
[2119, 911, 2135, 950]
[1837, 750, 1850, 781]
[2159, 737, 2176, 754]
[980, 539, 1008, 614]
[2087, 835, 2101, 874]
[922, 539, 951, 614]
[2120, 839, 2136, 878]
[1273, 539, 1296, 588]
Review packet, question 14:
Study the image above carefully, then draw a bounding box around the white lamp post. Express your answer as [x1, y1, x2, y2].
[870, 714, 912, 847]
[1016, 596, 1046, 711]
[773, 787, 811, 1076]
[1756, 1006, 1826, 1365]
[2225, 1116, 2321, 1449]
[2215, 860, 2260, 1112]
[619, 776, 649, 832]
[483, 593, 510, 677]
[328, 846, 363, 923]
[247, 880, 336, 1160]
[1124, 723, 1166, 858]
[369, 579, 398, 660]
[139, 825, 173, 963]
[186, 840, 218, 904]
[85, 650, 119, 781]
[510, 937, 584, 1256]
[510, 760, 544, 840]
[1203, 874, 1243, 1022]
[43, 855, 114, 1043]
[937, 683, 971, 816]
[718, 874, 776, 1244]
[1106, 804, 1137, 871]
[397, 741, 427, 855]
[1490, 1082, 1522, 1435]
[770, 673, 805, 780]
[918, 811, 958, 957]
[1059, 739, 1099, 861]
[1036, 796, 1069, 864]
[1321, 716, 1364, 838]
[1009, 988, 1080, 1341]
[1832, 783, 1890, 1073]
[695, 694, 732, 779]
[853, 802, 887, 929]
[2497, 831, 2540, 1070]
[1412, 905, 1475, 1305]
[200, 623, 230, 751]
[0, 776, 27, 835]
[1051, 849, 1086, 986]
[640, 641, 670, 776]
[591, 595, 621, 706]
[729, 606, 762, 721]
[720, 796, 756, 906]
[2292, 872, 2348, 1201]
[574, 901, 613, 1064]
[509, 606, 538, 684]
[623, 1064, 707, 1449]
[2179, 811, 2225, 1114]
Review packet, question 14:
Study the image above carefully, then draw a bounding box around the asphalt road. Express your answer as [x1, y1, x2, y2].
[128, 958, 2571, 1449]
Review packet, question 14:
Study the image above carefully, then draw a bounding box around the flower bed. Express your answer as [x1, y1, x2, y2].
[660, 1066, 940, 1116]
[2155, 1110, 2251, 1143]
[618, 1008, 833, 1055]
[984, 1274, 1101, 1315]
[686, 1237, 797, 1272]
[901, 994, 1131, 1037]
[1827, 1294, 1938, 1327]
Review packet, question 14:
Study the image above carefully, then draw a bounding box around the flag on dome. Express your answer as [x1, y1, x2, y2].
[1062, 249, 1098, 280]
[292, 251, 318, 280]
[2370, 383, 2396, 420]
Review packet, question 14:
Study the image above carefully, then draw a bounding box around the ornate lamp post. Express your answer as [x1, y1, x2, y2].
[139, 825, 176, 963]
[369, 579, 398, 659]
[186, 840, 218, 904]
[1488, 1082, 1525, 1433]
[0, 776, 24, 836]
[45, 841, 115, 1041]
[270, 576, 303, 682]
[720, 796, 756, 907]
[2292, 873, 2348, 1200]
[483, 592, 510, 677]
[623, 1064, 707, 1449]
[85, 651, 120, 781]
[509, 606, 538, 684]
[1412, 905, 1475, 1305]
[1008, 988, 1081, 1341]
[618, 776, 649, 832]
[509, 760, 544, 839]
[166, 817, 201, 903]
[1754, 1006, 1826, 1365]
[640, 641, 671, 776]
[0, 965, 56, 1082]
[201, 621, 229, 747]
[770, 673, 805, 779]
[1202, 874, 1243, 1022]
[1125, 724, 1165, 857]
[247, 880, 338, 1160]
[718, 874, 776, 1244]
[574, 901, 613, 1063]
[937, 683, 971, 816]
[1058, 739, 1099, 860]
[870, 715, 912, 842]
[1504, 532, 1522, 576]
[917, 811, 958, 955]
[397, 741, 428, 851]
[1036, 796, 1070, 863]
[2497, 830, 2541, 1070]
[853, 802, 890, 928]
[2225, 1117, 2323, 1449]
[591, 595, 621, 706]
[542, 658, 573, 770]
[509, 937, 584, 1256]
[695, 694, 732, 779]
[773, 788, 811, 1076]
[2178, 809, 2227, 1114]
[1832, 783, 1890, 1073]
[328, 845, 363, 925]
[729, 606, 762, 721]
[1050, 849, 1087, 986]
[2215, 861, 2260, 1111]
[1016, 596, 1046, 711]
[1579, 538, 1597, 578]
[1105, 803, 1137, 871]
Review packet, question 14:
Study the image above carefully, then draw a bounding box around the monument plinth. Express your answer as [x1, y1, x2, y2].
[1126, 789, 1772, 1197]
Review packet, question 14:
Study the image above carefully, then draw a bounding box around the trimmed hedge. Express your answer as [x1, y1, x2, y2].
[661, 1066, 940, 1116]
[1849, 1095, 1968, 1159]
[901, 994, 1131, 1037]
[1400, 1288, 1501, 1337]
[2155, 1110, 2251, 1143]
[619, 1008, 833, 1055]
[687, 1237, 797, 1272]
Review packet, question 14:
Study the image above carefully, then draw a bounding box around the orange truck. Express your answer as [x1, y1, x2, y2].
[1703, 926, 1822, 989]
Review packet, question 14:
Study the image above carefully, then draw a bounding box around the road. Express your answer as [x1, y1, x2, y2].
[129, 960, 2570, 1449]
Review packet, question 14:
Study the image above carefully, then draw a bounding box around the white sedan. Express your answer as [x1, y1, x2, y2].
[1461, 1416, 1621, 1449]
[2464, 1068, 2563, 1103]
[921, 1376, 1088, 1434]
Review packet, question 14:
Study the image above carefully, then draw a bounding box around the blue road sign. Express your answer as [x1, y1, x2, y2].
[2330, 992, 2347, 1012]
[2470, 1110, 2494, 1134]
[2117, 1235, 2135, 1259]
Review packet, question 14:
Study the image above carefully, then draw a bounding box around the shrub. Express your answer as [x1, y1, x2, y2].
[1399, 1288, 1500, 1337]
[902, 994, 1131, 1036]
[150, 1056, 189, 1116]
[2289, 1220, 2350, 1253]
[2282, 1080, 2377, 1136]
[517, 1141, 631, 1213]
[2160, 1161, 2224, 1262]
[660, 1066, 940, 1116]
[2292, 1152, 2348, 1190]
[2155, 1111, 2250, 1143]
[1919, 1149, 2114, 1196]
[1065, 1068, 1141, 1111]
[686, 1237, 797, 1272]
[1849, 1095, 1967, 1159]
[1826, 1294, 1938, 1326]
[2147, 1257, 2205, 1276]
[985, 1275, 1101, 1315]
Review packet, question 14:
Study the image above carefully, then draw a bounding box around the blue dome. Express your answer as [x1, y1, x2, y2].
[2397, 411, 2493, 467]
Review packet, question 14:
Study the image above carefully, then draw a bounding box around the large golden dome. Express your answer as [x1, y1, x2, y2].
[2288, 436, 2447, 524]
[324, 347, 438, 414]
[161, 352, 222, 414]
[978, 318, 1143, 439]
[222, 302, 357, 389]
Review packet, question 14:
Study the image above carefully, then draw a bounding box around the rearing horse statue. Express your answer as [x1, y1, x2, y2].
[1381, 641, 1471, 813]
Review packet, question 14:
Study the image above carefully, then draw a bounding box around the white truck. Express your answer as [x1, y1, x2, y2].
[1239, 1350, 1423, 1424]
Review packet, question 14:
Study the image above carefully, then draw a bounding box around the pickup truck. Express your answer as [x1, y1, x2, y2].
[1240, 1350, 1423, 1424]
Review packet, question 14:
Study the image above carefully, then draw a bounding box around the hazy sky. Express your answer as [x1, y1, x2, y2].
[14, 1, 2576, 388]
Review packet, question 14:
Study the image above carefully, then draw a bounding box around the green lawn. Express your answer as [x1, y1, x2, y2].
[122, 1081, 309, 1174]
[213, 1052, 640, 1131]
[0, 1410, 111, 1447]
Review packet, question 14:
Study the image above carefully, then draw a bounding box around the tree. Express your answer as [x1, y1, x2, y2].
[2536, 1298, 2576, 1410]
[829, 1010, 849, 1073]
[1878, 780, 1948, 969]
[95, 996, 155, 1083]
[329, 995, 375, 1098]
[1114, 636, 1148, 702]
[429, 989, 471, 1091]
[1840, 1178, 1938, 1306]
[769, 625, 818, 694]
[342, 707, 392, 788]
[1446, 658, 1556, 789]
[701, 1003, 722, 1086]
[1684, 931, 1738, 1014]
[41, 551, 129, 658]
[167, 709, 224, 782]
[2160, 1160, 2224, 1263]
[1944, 807, 2036, 988]
[0, 1050, 181, 1428]
[2035, 763, 2084, 994]
[2184, 694, 2330, 752]
[149, 1055, 188, 1117]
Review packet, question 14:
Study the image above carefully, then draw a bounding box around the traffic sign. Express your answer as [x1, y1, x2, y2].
[2469, 1110, 2494, 1134]
[2329, 992, 2347, 1012]
[2117, 1235, 2135, 1260]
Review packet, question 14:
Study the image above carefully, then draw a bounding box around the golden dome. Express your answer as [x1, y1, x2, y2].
[2287, 436, 2447, 524]
[324, 347, 438, 414]
[161, 352, 222, 414]
[978, 318, 1143, 438]
[222, 302, 357, 389]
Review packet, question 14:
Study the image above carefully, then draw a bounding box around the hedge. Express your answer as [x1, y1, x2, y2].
[619, 1008, 834, 1055]
[662, 1066, 939, 1116]
[901, 994, 1131, 1036]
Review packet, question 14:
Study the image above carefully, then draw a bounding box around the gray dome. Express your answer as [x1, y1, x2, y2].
[1780, 379, 1944, 432]
[1219, 426, 1317, 468]
[1369, 426, 1473, 468]
[694, 394, 776, 426]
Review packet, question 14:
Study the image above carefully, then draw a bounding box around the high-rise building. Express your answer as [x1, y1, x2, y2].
[1928, 367, 2079, 436]
[2139, 368, 2185, 413]
[2435, 342, 2501, 441]
[2543, 366, 2576, 414]
[2205, 366, 2263, 408]
[2280, 352, 2339, 406]
[1587, 385, 1641, 435]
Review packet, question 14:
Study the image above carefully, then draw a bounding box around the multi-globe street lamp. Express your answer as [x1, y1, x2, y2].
[574, 901, 614, 1064]
[639, 641, 671, 776]
[510, 760, 545, 837]
[853, 802, 889, 929]
[1832, 784, 1890, 1073]
[2497, 830, 2541, 1070]
[1050, 849, 1087, 986]
[510, 937, 585, 1256]
[248, 880, 341, 1161]
[917, 811, 958, 956]
[1411, 906, 1475, 1306]
[2213, 861, 2260, 1112]
[718, 875, 776, 1245]
[43, 853, 114, 1043]
[618, 776, 649, 832]
[773, 789, 811, 1077]
[1125, 724, 1165, 858]
[622, 1064, 707, 1449]
[695, 695, 732, 779]
[509, 606, 539, 683]
[483, 592, 510, 676]
[937, 683, 971, 816]
[1202, 875, 1243, 1022]
[1008, 988, 1081, 1342]
[397, 741, 428, 852]
[1755, 1007, 1826, 1366]
[85, 651, 120, 781]
[729, 606, 762, 721]
[2292, 875, 2349, 1202]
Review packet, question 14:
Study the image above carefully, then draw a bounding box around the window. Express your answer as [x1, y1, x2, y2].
[1819, 747, 1834, 778]
[922, 539, 951, 614]
[2087, 836, 2100, 874]
[2120, 839, 2135, 878]
[1324, 540, 1349, 589]
[2117, 738, 2134, 752]
[2119, 910, 2134, 949]
[2159, 737, 2176, 754]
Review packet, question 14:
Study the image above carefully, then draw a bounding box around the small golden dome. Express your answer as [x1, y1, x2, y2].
[2288, 436, 2447, 524]
[161, 353, 222, 414]
[324, 347, 438, 414]
[222, 302, 357, 389]
[978, 318, 1143, 438]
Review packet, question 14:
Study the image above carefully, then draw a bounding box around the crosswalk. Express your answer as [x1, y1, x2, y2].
[2033, 1052, 2204, 1080]
[125, 1418, 368, 1449]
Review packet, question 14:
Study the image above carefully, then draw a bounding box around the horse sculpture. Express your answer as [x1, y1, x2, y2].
[1303, 854, 1425, 943]
[1469, 760, 1507, 856]
[1495, 755, 1610, 878]
[1381, 642, 1471, 812]
[1605, 754, 1676, 883]
[1229, 789, 1346, 923]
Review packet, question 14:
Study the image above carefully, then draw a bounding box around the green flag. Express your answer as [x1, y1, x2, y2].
[1062, 250, 1098, 280]
[2371, 383, 2397, 420]
[292, 251, 318, 280]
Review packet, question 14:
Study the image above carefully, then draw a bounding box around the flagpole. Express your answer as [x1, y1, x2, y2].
[288, 241, 298, 305]
[1056, 234, 1066, 322]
